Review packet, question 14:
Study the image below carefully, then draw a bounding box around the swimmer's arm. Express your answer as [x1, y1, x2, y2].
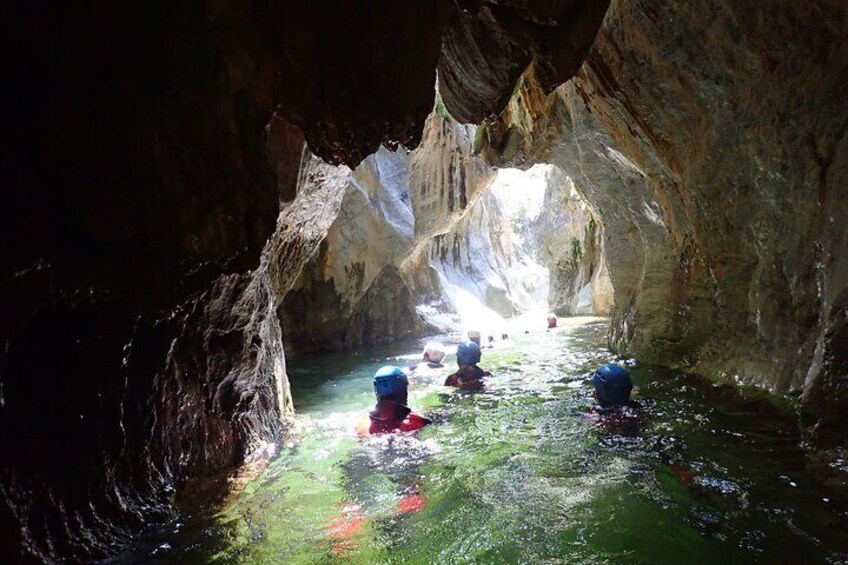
[408, 413, 432, 426]
[355, 417, 371, 437]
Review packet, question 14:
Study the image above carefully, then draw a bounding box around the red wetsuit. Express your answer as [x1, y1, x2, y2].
[356, 399, 430, 437]
[583, 401, 644, 435]
[444, 365, 491, 389]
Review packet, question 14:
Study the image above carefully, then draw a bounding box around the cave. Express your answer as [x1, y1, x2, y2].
[2, 0, 847, 561]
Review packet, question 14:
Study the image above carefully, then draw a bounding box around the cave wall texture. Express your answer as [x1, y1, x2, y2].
[277, 146, 424, 356]
[3, 1, 610, 558]
[2, 0, 299, 560]
[531, 166, 613, 316]
[477, 0, 848, 482]
[409, 190, 524, 322]
[402, 113, 554, 327]
[8, 0, 847, 559]
[277, 112, 499, 356]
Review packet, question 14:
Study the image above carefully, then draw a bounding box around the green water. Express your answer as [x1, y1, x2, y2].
[121, 318, 847, 564]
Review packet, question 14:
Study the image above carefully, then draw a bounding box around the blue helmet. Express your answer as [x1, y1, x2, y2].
[592, 363, 633, 406]
[456, 341, 482, 366]
[373, 365, 408, 398]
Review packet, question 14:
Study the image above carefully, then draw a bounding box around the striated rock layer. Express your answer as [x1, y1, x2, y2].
[270, 0, 610, 166]
[276, 111, 498, 356]
[277, 147, 424, 355]
[478, 0, 848, 479]
[407, 190, 527, 325]
[405, 163, 620, 328]
[531, 166, 612, 316]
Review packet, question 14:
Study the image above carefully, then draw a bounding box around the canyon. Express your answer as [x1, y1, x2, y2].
[1, 0, 846, 560]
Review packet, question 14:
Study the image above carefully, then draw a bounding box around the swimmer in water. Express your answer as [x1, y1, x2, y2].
[584, 363, 643, 432]
[411, 342, 446, 371]
[336, 370, 431, 553]
[547, 313, 558, 329]
[588, 364, 694, 485]
[356, 366, 431, 437]
[592, 363, 637, 408]
[444, 341, 491, 390]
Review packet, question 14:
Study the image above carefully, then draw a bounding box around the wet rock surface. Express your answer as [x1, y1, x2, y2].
[530, 166, 612, 316]
[271, 1, 609, 166]
[438, 0, 610, 123]
[276, 113, 497, 356]
[478, 0, 848, 486]
[153, 270, 293, 483]
[409, 190, 521, 320]
[2, 1, 301, 560]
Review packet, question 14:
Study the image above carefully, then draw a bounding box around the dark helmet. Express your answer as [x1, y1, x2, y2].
[373, 365, 408, 398]
[592, 363, 633, 407]
[456, 341, 482, 366]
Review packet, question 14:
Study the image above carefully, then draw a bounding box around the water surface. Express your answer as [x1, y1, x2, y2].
[120, 317, 847, 564]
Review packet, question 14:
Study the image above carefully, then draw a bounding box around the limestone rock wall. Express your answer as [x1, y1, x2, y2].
[1, 1, 305, 560]
[276, 146, 423, 355]
[409, 111, 495, 241]
[153, 269, 293, 484]
[478, 1, 848, 452]
[532, 166, 613, 316]
[1, 1, 611, 559]
[407, 190, 524, 326]
[269, 1, 610, 166]
[276, 112, 499, 356]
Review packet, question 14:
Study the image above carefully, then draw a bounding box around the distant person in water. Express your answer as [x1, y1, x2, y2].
[411, 342, 446, 371]
[592, 363, 636, 408]
[467, 329, 481, 346]
[547, 313, 558, 329]
[356, 366, 431, 437]
[444, 341, 491, 389]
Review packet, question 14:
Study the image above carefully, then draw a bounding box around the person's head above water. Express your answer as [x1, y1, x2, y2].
[456, 341, 482, 367]
[373, 365, 408, 401]
[592, 363, 633, 407]
[467, 330, 481, 345]
[423, 342, 446, 364]
[547, 313, 557, 328]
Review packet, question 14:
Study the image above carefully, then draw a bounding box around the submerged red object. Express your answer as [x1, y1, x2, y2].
[398, 494, 426, 515]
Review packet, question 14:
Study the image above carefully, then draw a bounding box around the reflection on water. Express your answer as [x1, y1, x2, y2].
[118, 318, 848, 563]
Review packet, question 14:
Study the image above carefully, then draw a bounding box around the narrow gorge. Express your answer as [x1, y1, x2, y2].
[2, 0, 846, 561]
